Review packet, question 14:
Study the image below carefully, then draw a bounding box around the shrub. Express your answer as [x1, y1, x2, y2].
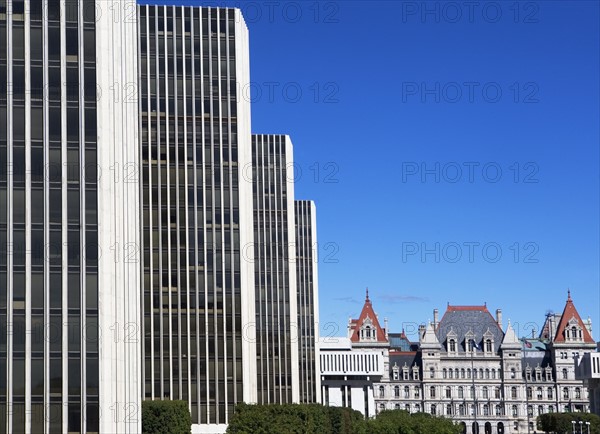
[226, 403, 366, 434]
[537, 412, 600, 434]
[142, 400, 192, 434]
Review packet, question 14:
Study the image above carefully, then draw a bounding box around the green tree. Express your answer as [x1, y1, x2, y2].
[537, 412, 600, 434]
[142, 400, 192, 434]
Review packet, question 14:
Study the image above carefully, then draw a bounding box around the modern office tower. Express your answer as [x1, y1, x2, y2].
[138, 5, 256, 431]
[0, 1, 141, 433]
[294, 200, 321, 403]
[251, 134, 299, 404]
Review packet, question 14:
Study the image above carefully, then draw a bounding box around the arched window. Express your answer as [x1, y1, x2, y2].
[448, 369, 453, 379]
[430, 386, 436, 398]
[527, 405, 533, 417]
[483, 387, 489, 399]
[394, 403, 400, 410]
[510, 368, 516, 379]
[485, 339, 492, 352]
[446, 404, 452, 415]
[431, 404, 437, 415]
[461, 368, 465, 378]
[446, 387, 451, 398]
[575, 387, 581, 399]
[495, 405, 502, 416]
[415, 403, 420, 412]
[405, 403, 410, 412]
[459, 404, 465, 416]
[414, 386, 420, 398]
[527, 387, 532, 399]
[455, 368, 459, 378]
[403, 386, 409, 398]
[394, 385, 400, 397]
[538, 405, 544, 415]
[443, 368, 447, 379]
[495, 387, 501, 399]
[379, 386, 385, 398]
[537, 387, 543, 399]
[562, 368, 568, 379]
[449, 339, 456, 352]
[491, 369, 496, 379]
[547, 387, 553, 399]
[511, 387, 517, 399]
[485, 422, 492, 434]
[512, 405, 518, 417]
[483, 404, 490, 416]
[563, 387, 569, 399]
[458, 386, 464, 399]
[485, 369, 490, 379]
[470, 386, 475, 399]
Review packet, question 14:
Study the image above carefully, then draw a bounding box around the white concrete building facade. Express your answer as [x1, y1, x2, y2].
[0, 1, 141, 432]
[137, 5, 256, 433]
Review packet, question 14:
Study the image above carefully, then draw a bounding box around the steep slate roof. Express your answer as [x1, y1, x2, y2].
[349, 289, 388, 343]
[389, 352, 422, 373]
[436, 304, 504, 353]
[553, 290, 594, 344]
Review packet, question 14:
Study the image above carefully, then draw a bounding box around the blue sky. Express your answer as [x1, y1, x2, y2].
[144, 1, 600, 341]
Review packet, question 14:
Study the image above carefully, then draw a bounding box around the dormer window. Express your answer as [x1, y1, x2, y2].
[446, 328, 458, 354]
[565, 317, 583, 342]
[412, 365, 419, 380]
[535, 366, 542, 382]
[465, 330, 475, 353]
[392, 363, 400, 380]
[359, 316, 377, 342]
[483, 329, 494, 354]
[402, 364, 409, 380]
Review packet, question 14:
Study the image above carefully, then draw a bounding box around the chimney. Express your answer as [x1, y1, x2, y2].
[496, 309, 503, 329]
[419, 324, 426, 338]
[433, 309, 439, 328]
[384, 317, 389, 339]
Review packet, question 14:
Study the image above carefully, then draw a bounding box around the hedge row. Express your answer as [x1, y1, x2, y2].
[226, 404, 462, 434]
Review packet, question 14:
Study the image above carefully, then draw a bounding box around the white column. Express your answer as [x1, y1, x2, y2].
[96, 1, 141, 432]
